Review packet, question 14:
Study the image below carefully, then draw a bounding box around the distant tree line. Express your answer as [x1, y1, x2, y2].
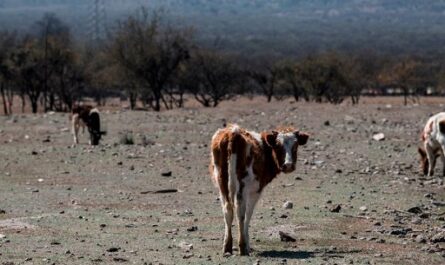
[1, 9, 445, 114]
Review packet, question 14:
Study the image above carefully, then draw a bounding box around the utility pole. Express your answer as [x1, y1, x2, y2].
[88, 0, 107, 43]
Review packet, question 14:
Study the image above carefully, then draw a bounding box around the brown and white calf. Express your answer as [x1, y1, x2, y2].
[419, 112, 445, 176]
[71, 105, 104, 146]
[210, 124, 309, 256]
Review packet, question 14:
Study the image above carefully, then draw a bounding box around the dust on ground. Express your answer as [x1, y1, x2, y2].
[0, 97, 444, 265]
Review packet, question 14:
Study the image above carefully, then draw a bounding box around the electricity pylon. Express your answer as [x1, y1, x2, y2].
[88, 0, 107, 42]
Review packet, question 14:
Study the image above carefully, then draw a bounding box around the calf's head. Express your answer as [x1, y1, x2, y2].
[263, 128, 309, 173]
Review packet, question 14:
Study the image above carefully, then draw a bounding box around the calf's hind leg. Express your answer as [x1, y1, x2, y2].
[221, 196, 234, 254]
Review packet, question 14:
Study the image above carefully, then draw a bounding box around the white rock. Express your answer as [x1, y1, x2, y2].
[359, 206, 368, 211]
[372, 133, 385, 141]
[178, 241, 193, 251]
[283, 201, 293, 209]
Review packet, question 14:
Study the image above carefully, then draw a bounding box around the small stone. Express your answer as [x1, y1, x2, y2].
[419, 213, 430, 219]
[179, 241, 193, 251]
[187, 226, 198, 232]
[107, 247, 120, 252]
[161, 171, 172, 177]
[183, 253, 194, 259]
[411, 217, 422, 224]
[113, 257, 128, 262]
[407, 206, 422, 214]
[389, 228, 410, 236]
[359, 206, 368, 212]
[330, 204, 342, 213]
[431, 231, 445, 243]
[372, 133, 385, 141]
[415, 234, 427, 243]
[279, 231, 296, 242]
[50, 240, 61, 245]
[283, 201, 293, 209]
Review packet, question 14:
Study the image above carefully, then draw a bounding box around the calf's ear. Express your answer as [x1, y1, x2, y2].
[295, 131, 309, 145]
[265, 131, 278, 147]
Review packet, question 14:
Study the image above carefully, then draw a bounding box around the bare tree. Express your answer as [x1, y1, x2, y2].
[10, 38, 47, 113]
[110, 8, 191, 111]
[378, 57, 430, 105]
[248, 62, 280, 102]
[0, 31, 16, 115]
[275, 60, 309, 102]
[34, 13, 71, 111]
[297, 53, 349, 104]
[181, 50, 241, 107]
[50, 49, 86, 111]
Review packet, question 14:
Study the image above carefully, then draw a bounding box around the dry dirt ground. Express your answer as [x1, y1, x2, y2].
[0, 97, 445, 265]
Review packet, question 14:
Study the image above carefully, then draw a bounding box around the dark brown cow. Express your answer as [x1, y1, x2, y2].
[210, 124, 309, 256]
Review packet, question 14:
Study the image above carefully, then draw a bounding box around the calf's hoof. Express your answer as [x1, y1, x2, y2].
[239, 245, 250, 256]
[223, 243, 233, 256]
[239, 250, 250, 256]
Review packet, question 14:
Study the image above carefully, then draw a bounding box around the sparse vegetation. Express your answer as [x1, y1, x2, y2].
[1, 2, 445, 114]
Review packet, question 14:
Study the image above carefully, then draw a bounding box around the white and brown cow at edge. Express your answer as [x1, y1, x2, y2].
[71, 105, 105, 146]
[418, 112, 445, 176]
[210, 124, 309, 256]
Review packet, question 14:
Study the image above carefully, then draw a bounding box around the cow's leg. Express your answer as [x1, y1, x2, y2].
[89, 131, 93, 146]
[235, 192, 248, 255]
[213, 155, 233, 255]
[243, 190, 260, 254]
[440, 146, 445, 177]
[72, 114, 80, 145]
[221, 195, 234, 255]
[425, 144, 436, 177]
